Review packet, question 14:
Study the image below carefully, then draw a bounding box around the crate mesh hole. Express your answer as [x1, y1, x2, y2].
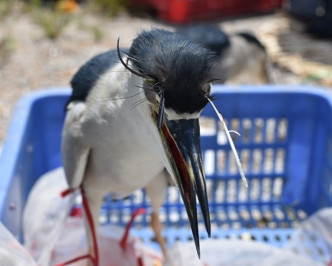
[217, 150, 226, 174]
[211, 222, 218, 230]
[110, 213, 119, 223]
[241, 149, 250, 173]
[274, 208, 285, 221]
[228, 150, 237, 174]
[240, 209, 250, 220]
[250, 179, 260, 201]
[226, 180, 237, 202]
[254, 118, 264, 143]
[317, 247, 325, 256]
[266, 118, 276, 143]
[278, 118, 288, 141]
[217, 210, 227, 221]
[167, 187, 180, 203]
[222, 224, 230, 229]
[231, 118, 240, 136]
[268, 222, 277, 228]
[228, 209, 238, 220]
[204, 150, 215, 175]
[238, 181, 248, 202]
[275, 148, 285, 173]
[232, 222, 242, 229]
[215, 181, 225, 203]
[273, 178, 284, 199]
[251, 209, 262, 221]
[169, 209, 180, 223]
[264, 149, 274, 173]
[242, 119, 252, 143]
[297, 210, 307, 220]
[200, 117, 216, 136]
[272, 235, 280, 242]
[252, 149, 263, 173]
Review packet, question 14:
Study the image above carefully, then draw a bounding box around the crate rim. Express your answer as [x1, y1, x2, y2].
[0, 87, 70, 216]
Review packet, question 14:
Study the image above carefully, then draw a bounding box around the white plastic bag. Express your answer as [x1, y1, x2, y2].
[285, 208, 332, 265]
[0, 222, 36, 266]
[23, 167, 75, 266]
[166, 239, 323, 266]
[23, 167, 163, 266]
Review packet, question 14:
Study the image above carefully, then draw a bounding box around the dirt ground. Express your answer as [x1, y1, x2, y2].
[1, 6, 332, 145]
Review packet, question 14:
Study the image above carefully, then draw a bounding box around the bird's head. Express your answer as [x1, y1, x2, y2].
[118, 29, 217, 257]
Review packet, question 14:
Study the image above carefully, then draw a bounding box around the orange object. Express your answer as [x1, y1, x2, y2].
[58, 0, 79, 13]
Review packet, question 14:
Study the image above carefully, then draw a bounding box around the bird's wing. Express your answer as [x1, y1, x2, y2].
[62, 101, 90, 189]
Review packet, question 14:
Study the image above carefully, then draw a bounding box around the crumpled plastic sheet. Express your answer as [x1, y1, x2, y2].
[0, 222, 36, 266]
[284, 208, 332, 265]
[22, 167, 162, 266]
[166, 207, 332, 266]
[23, 167, 75, 265]
[166, 239, 324, 266]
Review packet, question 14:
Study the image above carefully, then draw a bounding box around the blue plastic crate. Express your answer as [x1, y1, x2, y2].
[1, 85, 332, 249]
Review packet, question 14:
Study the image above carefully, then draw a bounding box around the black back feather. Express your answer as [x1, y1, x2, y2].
[68, 48, 129, 104]
[177, 24, 230, 57]
[236, 32, 266, 52]
[128, 29, 216, 114]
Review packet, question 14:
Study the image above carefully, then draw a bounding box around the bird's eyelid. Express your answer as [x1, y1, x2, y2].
[117, 38, 148, 79]
[144, 79, 155, 86]
[144, 79, 164, 96]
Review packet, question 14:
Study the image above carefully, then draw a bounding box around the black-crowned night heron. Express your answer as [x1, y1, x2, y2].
[62, 28, 216, 264]
[177, 24, 272, 83]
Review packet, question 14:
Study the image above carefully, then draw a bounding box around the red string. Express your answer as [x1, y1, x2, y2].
[56, 186, 99, 266]
[81, 186, 99, 266]
[54, 254, 95, 266]
[60, 188, 75, 198]
[58, 188, 147, 266]
[328, 255, 332, 266]
[119, 208, 146, 251]
[118, 208, 146, 266]
[137, 256, 144, 266]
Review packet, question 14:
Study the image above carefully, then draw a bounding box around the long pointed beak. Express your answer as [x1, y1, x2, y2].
[158, 117, 210, 258]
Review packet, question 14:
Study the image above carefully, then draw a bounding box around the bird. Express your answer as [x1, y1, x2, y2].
[177, 24, 272, 83]
[61, 28, 217, 264]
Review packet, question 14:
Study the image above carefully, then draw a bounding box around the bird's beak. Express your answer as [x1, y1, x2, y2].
[153, 112, 210, 258]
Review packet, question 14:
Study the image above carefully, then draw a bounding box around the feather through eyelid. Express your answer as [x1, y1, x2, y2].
[117, 38, 149, 79]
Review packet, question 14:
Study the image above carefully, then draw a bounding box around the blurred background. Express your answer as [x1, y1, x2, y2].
[0, 0, 332, 145]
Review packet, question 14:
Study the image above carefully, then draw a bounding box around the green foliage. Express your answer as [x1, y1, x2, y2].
[28, 0, 72, 40]
[0, 34, 16, 67]
[78, 21, 105, 42]
[88, 0, 128, 17]
[0, 0, 15, 20]
[305, 69, 331, 82]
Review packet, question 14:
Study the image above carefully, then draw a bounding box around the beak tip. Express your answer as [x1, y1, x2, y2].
[194, 239, 201, 259]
